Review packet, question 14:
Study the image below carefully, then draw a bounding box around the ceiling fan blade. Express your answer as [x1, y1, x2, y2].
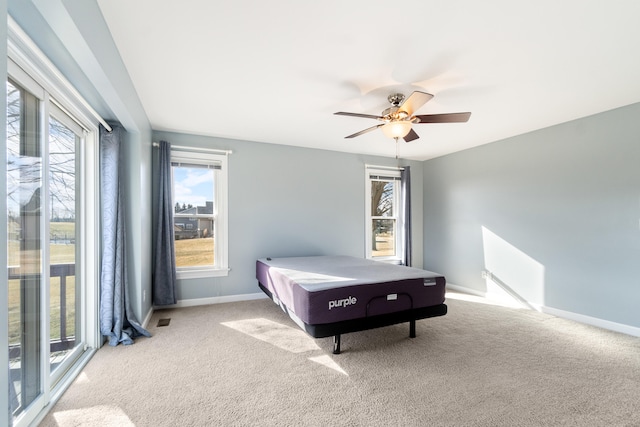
[334, 112, 382, 120]
[399, 91, 434, 116]
[403, 128, 420, 142]
[415, 112, 471, 123]
[345, 124, 384, 138]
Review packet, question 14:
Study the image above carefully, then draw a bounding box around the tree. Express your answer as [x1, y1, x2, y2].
[7, 82, 78, 221]
[371, 181, 393, 217]
[6, 82, 42, 218]
[49, 117, 77, 219]
[370, 181, 393, 251]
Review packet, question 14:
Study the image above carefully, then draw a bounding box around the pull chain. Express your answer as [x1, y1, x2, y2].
[394, 137, 399, 159]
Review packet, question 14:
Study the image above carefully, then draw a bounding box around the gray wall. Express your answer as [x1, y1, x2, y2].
[123, 131, 153, 320]
[423, 102, 640, 328]
[154, 130, 424, 301]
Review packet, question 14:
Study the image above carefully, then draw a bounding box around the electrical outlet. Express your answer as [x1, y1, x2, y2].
[143, 290, 146, 302]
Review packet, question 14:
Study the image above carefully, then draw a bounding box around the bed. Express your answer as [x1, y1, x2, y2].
[256, 255, 447, 353]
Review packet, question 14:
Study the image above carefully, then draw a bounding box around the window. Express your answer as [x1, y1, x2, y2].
[7, 22, 100, 427]
[171, 149, 228, 278]
[365, 167, 404, 263]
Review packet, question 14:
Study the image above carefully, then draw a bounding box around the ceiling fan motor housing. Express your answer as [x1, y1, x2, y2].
[383, 93, 412, 120]
[387, 93, 405, 106]
[381, 106, 400, 119]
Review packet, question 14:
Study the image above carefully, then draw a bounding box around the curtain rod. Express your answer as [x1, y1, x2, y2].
[152, 142, 232, 155]
[8, 17, 112, 133]
[365, 164, 404, 171]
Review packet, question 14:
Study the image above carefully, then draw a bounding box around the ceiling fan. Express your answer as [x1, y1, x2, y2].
[335, 91, 471, 142]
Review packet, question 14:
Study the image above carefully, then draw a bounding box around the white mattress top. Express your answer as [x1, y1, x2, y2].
[258, 255, 442, 291]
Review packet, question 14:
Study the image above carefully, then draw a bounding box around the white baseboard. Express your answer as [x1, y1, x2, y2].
[446, 283, 640, 338]
[540, 306, 640, 337]
[164, 292, 268, 309]
[446, 283, 486, 298]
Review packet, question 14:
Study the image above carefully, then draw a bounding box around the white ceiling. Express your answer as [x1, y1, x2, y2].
[97, 0, 640, 160]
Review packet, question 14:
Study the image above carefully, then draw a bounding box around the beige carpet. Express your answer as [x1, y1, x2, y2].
[40, 293, 640, 426]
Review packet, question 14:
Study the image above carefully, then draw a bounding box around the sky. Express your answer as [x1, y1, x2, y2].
[173, 166, 215, 209]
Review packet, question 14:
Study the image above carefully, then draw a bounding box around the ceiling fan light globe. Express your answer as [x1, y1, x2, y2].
[382, 121, 412, 139]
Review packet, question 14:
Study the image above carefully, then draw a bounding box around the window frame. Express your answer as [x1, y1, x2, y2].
[364, 167, 404, 264]
[171, 148, 229, 279]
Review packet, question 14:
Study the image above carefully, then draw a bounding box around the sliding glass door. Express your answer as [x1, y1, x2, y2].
[7, 64, 97, 425]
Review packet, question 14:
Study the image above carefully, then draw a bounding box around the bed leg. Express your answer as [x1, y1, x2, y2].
[410, 319, 416, 338]
[333, 335, 341, 354]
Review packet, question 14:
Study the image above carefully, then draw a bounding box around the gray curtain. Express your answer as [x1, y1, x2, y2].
[401, 166, 412, 267]
[152, 140, 177, 305]
[99, 124, 150, 346]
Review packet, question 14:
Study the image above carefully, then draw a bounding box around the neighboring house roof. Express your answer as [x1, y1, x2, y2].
[178, 207, 197, 215]
[197, 204, 213, 214]
[176, 201, 213, 215]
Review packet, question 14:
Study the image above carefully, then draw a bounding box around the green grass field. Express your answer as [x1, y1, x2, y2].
[175, 237, 214, 267]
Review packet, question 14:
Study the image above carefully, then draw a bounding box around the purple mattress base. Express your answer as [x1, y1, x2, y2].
[256, 256, 446, 326]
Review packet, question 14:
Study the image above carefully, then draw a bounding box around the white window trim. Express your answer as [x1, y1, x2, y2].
[364, 166, 405, 264]
[171, 149, 229, 279]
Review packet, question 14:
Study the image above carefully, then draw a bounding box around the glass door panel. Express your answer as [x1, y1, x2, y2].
[7, 79, 44, 417]
[48, 114, 82, 378]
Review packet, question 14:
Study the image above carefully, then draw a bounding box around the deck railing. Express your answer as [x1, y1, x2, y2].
[8, 263, 76, 358]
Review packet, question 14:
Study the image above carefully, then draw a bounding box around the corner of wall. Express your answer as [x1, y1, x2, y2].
[123, 129, 154, 323]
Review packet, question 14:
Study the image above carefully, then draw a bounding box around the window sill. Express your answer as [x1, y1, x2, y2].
[368, 257, 403, 265]
[176, 267, 230, 280]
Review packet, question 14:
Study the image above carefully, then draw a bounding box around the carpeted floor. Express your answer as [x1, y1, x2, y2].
[40, 293, 640, 426]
